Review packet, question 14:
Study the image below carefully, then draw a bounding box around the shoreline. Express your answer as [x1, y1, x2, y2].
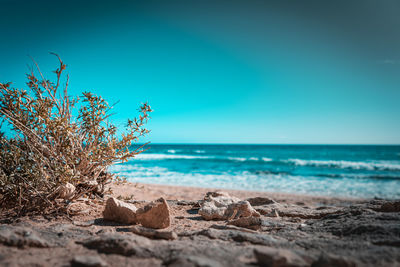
[110, 181, 367, 204]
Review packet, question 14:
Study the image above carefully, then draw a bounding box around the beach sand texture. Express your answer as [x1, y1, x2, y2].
[0, 182, 399, 266]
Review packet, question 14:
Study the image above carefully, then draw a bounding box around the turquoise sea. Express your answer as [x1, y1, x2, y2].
[110, 145, 400, 199]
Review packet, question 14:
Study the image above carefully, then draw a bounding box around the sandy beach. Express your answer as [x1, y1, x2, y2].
[1, 181, 399, 266]
[110, 182, 363, 204]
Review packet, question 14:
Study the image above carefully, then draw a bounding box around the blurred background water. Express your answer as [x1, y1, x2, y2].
[110, 144, 400, 199]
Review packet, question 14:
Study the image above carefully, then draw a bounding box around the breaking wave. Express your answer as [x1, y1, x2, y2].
[134, 153, 211, 160]
[286, 159, 400, 171]
[133, 153, 273, 162]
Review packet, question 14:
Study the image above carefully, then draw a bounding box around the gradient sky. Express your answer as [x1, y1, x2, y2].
[1, 0, 400, 144]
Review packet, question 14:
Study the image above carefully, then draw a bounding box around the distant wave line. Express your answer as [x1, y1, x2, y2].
[134, 153, 211, 160]
[286, 159, 400, 171]
[133, 153, 273, 162]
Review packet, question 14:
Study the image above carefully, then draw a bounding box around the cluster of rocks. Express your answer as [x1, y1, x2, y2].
[0, 191, 399, 266]
[103, 197, 170, 229]
[102, 191, 278, 232]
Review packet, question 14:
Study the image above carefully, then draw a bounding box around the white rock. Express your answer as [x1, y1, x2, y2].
[103, 197, 137, 224]
[57, 182, 75, 200]
[199, 192, 260, 220]
[202, 191, 241, 206]
[224, 201, 260, 220]
[136, 197, 171, 229]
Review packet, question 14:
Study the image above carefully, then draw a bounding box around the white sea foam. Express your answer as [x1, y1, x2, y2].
[228, 157, 247, 162]
[194, 150, 205, 153]
[286, 159, 400, 171]
[133, 153, 211, 160]
[262, 157, 273, 162]
[167, 149, 177, 154]
[109, 165, 169, 177]
[234, 157, 273, 162]
[131, 153, 275, 162]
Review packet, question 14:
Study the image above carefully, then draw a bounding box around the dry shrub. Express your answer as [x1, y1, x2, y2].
[0, 54, 151, 216]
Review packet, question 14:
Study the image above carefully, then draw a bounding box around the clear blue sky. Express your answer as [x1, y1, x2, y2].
[1, 0, 400, 144]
